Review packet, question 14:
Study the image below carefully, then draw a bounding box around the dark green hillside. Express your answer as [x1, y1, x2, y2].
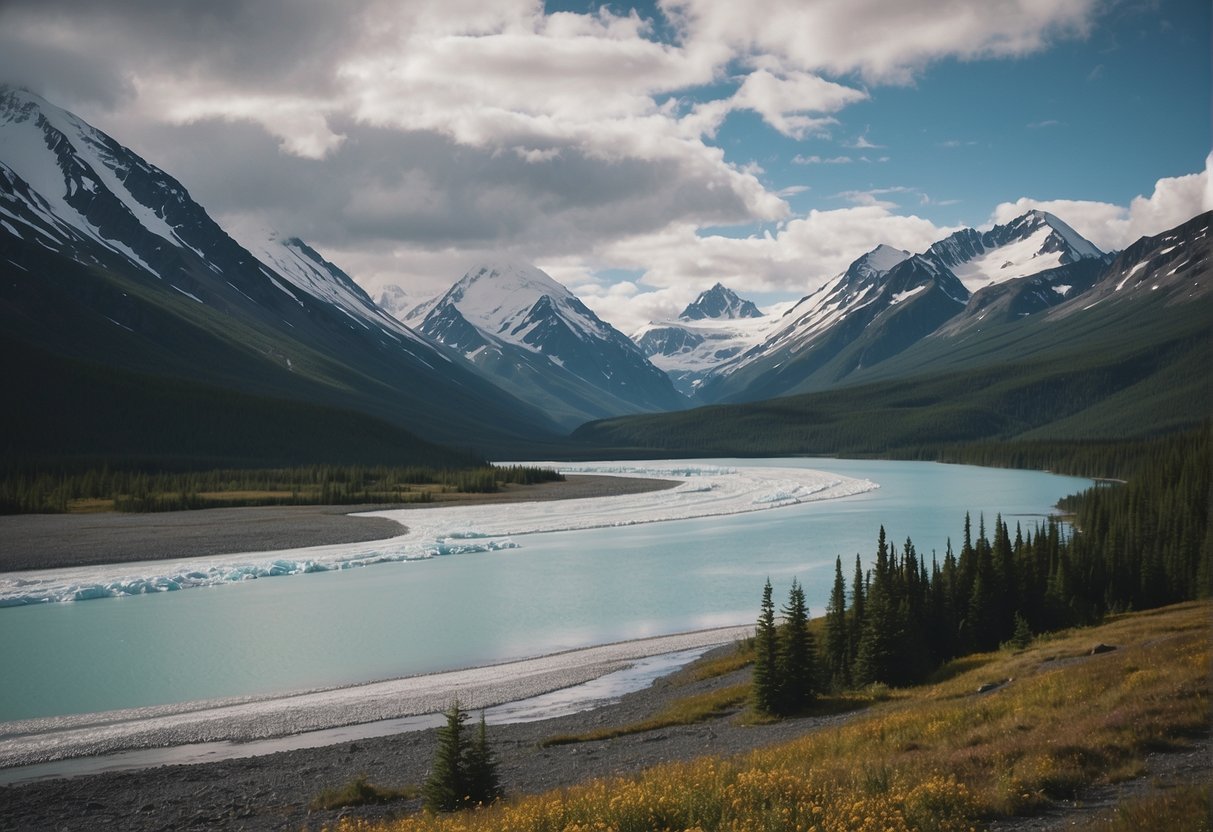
[572, 293, 1211, 456]
[0, 239, 562, 462]
[1, 337, 481, 470]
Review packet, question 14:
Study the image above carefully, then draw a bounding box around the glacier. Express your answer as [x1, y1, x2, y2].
[0, 461, 877, 607]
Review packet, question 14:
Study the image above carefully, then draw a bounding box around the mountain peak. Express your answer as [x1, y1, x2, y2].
[926, 210, 1103, 293]
[680, 283, 763, 320]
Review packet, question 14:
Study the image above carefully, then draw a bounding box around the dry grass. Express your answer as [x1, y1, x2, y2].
[324, 601, 1210, 832]
[311, 775, 419, 811]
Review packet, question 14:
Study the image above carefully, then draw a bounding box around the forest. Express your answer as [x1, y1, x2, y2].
[0, 463, 563, 514]
[751, 425, 1210, 713]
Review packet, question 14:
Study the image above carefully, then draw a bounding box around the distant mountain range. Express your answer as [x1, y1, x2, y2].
[1, 86, 1207, 466]
[577, 210, 1211, 453]
[633, 284, 781, 396]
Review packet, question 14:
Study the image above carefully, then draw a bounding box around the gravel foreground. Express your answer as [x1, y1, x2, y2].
[0, 642, 831, 832]
[0, 475, 675, 571]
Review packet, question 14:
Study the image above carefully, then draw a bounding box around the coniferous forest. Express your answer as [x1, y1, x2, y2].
[751, 425, 1210, 712]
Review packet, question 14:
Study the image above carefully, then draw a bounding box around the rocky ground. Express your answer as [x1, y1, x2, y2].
[0, 475, 675, 571]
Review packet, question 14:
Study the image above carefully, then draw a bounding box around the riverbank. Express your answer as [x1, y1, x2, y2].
[0, 627, 754, 770]
[0, 474, 676, 571]
[0, 637, 831, 832]
[2, 602, 1207, 832]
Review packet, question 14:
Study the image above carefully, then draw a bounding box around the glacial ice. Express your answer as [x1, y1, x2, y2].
[0, 460, 877, 606]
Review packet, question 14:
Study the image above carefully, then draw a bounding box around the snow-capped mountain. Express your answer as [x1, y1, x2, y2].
[376, 284, 411, 320]
[1058, 210, 1209, 311]
[407, 262, 685, 427]
[925, 209, 1103, 293]
[633, 284, 781, 396]
[694, 215, 1107, 404]
[0, 86, 561, 457]
[681, 283, 763, 320]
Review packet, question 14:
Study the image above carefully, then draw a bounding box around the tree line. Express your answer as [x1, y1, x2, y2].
[754, 427, 1210, 713]
[0, 463, 564, 514]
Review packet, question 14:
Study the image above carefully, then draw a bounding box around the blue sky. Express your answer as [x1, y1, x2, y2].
[1, 0, 1209, 331]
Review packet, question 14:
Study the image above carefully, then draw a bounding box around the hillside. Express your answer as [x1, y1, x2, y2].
[0, 87, 565, 467]
[573, 214, 1211, 456]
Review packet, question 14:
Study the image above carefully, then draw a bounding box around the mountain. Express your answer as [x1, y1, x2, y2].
[0, 86, 563, 465]
[680, 283, 763, 320]
[572, 211, 1211, 454]
[376, 284, 412, 320]
[633, 284, 780, 396]
[406, 262, 685, 429]
[693, 216, 1106, 404]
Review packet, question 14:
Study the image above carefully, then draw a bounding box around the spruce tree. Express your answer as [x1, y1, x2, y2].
[463, 710, 502, 806]
[424, 699, 469, 812]
[777, 578, 816, 712]
[824, 556, 850, 690]
[752, 578, 780, 715]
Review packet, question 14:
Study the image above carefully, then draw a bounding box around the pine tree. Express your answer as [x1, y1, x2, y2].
[424, 699, 469, 812]
[752, 578, 780, 715]
[463, 710, 502, 806]
[777, 578, 816, 712]
[824, 556, 850, 690]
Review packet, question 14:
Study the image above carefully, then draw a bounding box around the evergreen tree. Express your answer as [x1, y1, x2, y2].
[463, 710, 502, 806]
[823, 556, 850, 690]
[777, 578, 816, 712]
[848, 553, 866, 665]
[424, 700, 469, 813]
[751, 578, 780, 715]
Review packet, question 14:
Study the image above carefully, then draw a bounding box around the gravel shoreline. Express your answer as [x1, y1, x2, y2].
[0, 475, 675, 572]
[0, 640, 847, 832]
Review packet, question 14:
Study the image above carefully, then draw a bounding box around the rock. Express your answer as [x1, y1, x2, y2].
[1090, 643, 1117, 655]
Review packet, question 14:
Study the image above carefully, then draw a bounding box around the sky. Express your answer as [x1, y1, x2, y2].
[1, 0, 1209, 334]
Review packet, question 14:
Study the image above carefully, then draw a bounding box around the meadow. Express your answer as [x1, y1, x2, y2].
[322, 600, 1209, 832]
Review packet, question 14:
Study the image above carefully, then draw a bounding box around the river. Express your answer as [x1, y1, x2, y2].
[0, 457, 1091, 723]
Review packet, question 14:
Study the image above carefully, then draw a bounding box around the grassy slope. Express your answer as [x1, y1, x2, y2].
[328, 601, 1210, 832]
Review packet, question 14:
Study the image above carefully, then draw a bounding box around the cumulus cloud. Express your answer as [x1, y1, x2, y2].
[0, 0, 1148, 339]
[991, 160, 1211, 251]
[663, 0, 1099, 83]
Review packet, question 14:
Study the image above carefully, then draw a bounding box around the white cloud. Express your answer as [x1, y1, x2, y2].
[991, 160, 1211, 251]
[663, 0, 1099, 83]
[793, 154, 853, 164]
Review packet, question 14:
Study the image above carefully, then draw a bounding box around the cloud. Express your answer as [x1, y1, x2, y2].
[793, 154, 853, 165]
[849, 130, 885, 149]
[990, 159, 1211, 251]
[686, 68, 867, 139]
[663, 0, 1100, 84]
[1027, 119, 1061, 129]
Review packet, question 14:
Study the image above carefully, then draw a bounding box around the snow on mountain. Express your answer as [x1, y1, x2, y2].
[0, 86, 566, 449]
[376, 284, 411, 319]
[680, 283, 763, 320]
[692, 242, 971, 402]
[0, 86, 210, 277]
[713, 245, 913, 375]
[1054, 210, 1210, 313]
[237, 232, 427, 345]
[408, 262, 685, 427]
[633, 284, 781, 396]
[926, 210, 1103, 293]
